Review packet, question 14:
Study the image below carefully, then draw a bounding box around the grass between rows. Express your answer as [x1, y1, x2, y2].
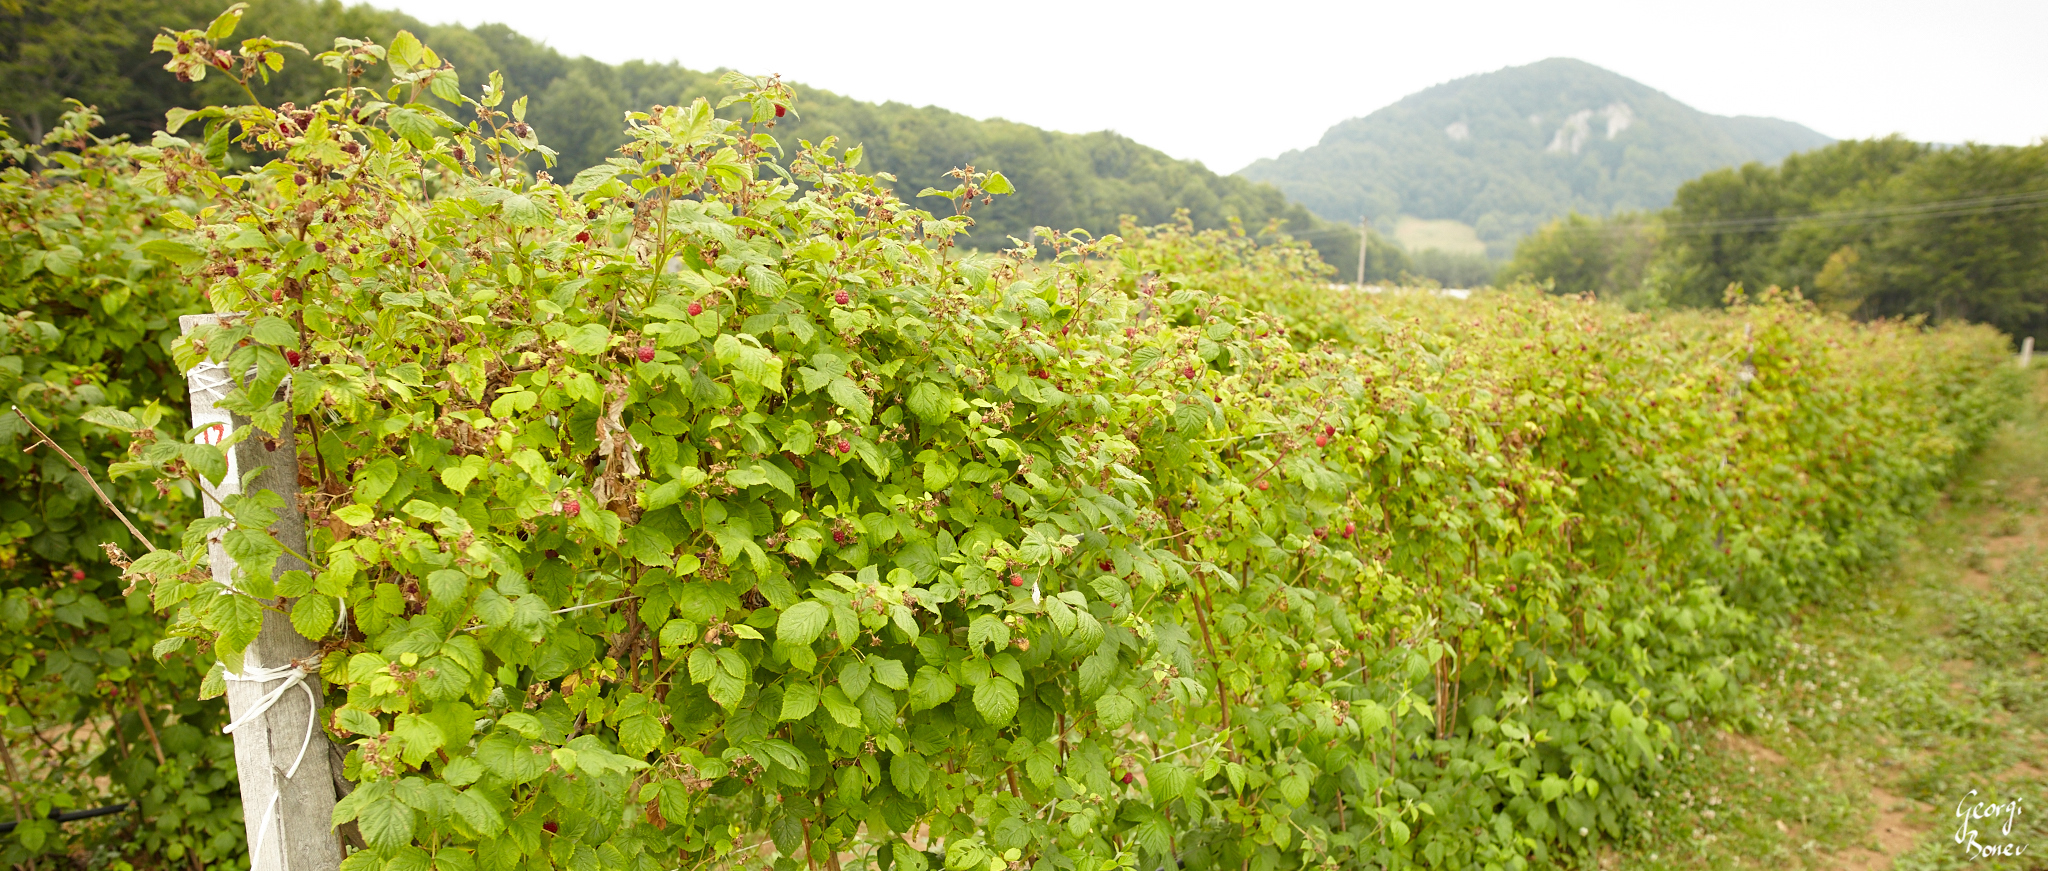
[1606, 366, 2048, 871]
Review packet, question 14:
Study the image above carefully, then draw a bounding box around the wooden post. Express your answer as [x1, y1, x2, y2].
[1356, 216, 1370, 289]
[2021, 336, 2034, 368]
[181, 314, 343, 871]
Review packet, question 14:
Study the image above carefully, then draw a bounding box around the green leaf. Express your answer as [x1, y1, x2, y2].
[204, 4, 244, 40]
[780, 682, 820, 721]
[968, 614, 1010, 653]
[452, 789, 504, 835]
[820, 685, 863, 728]
[972, 676, 1019, 724]
[288, 595, 335, 640]
[354, 458, 398, 506]
[182, 442, 227, 486]
[890, 751, 930, 795]
[252, 315, 299, 348]
[559, 323, 610, 355]
[80, 407, 141, 431]
[870, 658, 909, 691]
[827, 377, 873, 421]
[907, 383, 950, 423]
[776, 600, 830, 646]
[838, 659, 872, 700]
[909, 666, 956, 711]
[386, 107, 442, 150]
[332, 504, 375, 526]
[982, 171, 1015, 196]
[1095, 692, 1137, 729]
[356, 783, 418, 847]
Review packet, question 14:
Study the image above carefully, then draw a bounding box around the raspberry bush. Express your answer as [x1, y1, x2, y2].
[98, 10, 2024, 871]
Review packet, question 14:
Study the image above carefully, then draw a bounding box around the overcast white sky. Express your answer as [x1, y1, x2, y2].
[379, 0, 2047, 174]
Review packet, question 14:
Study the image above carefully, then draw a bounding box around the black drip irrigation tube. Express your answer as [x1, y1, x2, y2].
[0, 802, 135, 835]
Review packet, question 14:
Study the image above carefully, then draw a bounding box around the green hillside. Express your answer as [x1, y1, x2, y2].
[1238, 58, 1834, 257]
[0, 0, 1408, 270]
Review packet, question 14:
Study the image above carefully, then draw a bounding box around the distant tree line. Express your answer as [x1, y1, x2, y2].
[1503, 137, 2048, 342]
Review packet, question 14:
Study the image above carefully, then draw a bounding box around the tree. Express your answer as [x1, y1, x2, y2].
[1501, 211, 1660, 300]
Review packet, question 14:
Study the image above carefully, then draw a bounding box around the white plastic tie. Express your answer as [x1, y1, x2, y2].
[221, 655, 320, 863]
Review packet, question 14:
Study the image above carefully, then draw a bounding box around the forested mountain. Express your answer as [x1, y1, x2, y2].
[0, 0, 1411, 271]
[1238, 58, 1834, 257]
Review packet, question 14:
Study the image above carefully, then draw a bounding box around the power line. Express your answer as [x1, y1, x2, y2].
[1562, 189, 2048, 238]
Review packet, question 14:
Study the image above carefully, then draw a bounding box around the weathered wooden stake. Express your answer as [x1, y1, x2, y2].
[181, 313, 343, 871]
[2021, 336, 2034, 369]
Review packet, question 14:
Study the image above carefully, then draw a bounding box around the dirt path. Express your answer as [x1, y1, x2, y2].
[1605, 366, 2048, 871]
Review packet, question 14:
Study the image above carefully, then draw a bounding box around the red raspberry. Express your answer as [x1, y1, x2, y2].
[774, 104, 786, 118]
[687, 302, 703, 316]
[1255, 479, 1270, 491]
[636, 345, 655, 364]
[543, 821, 558, 835]
[1343, 522, 1355, 538]
[70, 569, 86, 581]
[271, 288, 284, 303]
[313, 241, 328, 253]
[1099, 561, 1113, 571]
[835, 437, 850, 455]
[1121, 772, 1133, 784]
[834, 290, 850, 305]
[285, 350, 303, 367]
[1010, 574, 1024, 587]
[293, 173, 307, 186]
[1324, 424, 1335, 436]
[562, 499, 581, 518]
[1314, 433, 1329, 447]
[575, 231, 591, 244]
[832, 528, 848, 545]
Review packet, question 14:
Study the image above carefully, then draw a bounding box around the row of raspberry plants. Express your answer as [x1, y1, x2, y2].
[105, 10, 2023, 871]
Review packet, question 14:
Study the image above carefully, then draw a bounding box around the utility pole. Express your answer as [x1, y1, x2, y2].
[181, 313, 343, 871]
[1356, 216, 1370, 289]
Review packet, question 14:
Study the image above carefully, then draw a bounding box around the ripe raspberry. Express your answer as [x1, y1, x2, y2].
[774, 104, 786, 118]
[1121, 772, 1134, 784]
[285, 350, 303, 367]
[543, 821, 558, 835]
[1324, 424, 1335, 436]
[1255, 479, 1270, 491]
[562, 499, 581, 518]
[293, 173, 307, 186]
[832, 528, 849, 545]
[575, 231, 591, 244]
[312, 241, 328, 253]
[1343, 522, 1355, 538]
[835, 437, 850, 455]
[1314, 433, 1329, 447]
[1099, 560, 1114, 571]
[1180, 366, 1196, 379]
[223, 264, 238, 277]
[70, 569, 86, 581]
[1010, 574, 1024, 587]
[271, 288, 284, 303]
[834, 290, 850, 305]
[637, 346, 655, 364]
[687, 302, 703, 316]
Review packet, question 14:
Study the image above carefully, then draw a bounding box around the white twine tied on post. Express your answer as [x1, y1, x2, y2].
[220, 654, 323, 862]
